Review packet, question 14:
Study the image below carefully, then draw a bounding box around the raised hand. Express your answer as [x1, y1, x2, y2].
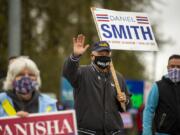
[73, 34, 89, 57]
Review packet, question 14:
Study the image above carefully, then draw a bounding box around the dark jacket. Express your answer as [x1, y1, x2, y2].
[155, 77, 180, 134]
[6, 90, 39, 113]
[0, 91, 57, 117]
[63, 55, 130, 133]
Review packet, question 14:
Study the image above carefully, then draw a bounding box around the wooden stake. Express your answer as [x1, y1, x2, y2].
[110, 61, 126, 112]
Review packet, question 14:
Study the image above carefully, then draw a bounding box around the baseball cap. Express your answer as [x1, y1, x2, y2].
[91, 41, 111, 52]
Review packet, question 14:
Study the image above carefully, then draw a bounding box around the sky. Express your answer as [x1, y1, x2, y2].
[144, 0, 180, 81]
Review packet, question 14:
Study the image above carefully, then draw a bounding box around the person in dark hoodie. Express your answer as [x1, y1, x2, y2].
[0, 56, 57, 117]
[63, 34, 130, 135]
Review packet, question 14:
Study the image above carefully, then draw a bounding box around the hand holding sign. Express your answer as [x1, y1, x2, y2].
[0, 111, 78, 135]
[73, 34, 89, 57]
[110, 62, 126, 111]
[117, 92, 126, 103]
[17, 111, 29, 117]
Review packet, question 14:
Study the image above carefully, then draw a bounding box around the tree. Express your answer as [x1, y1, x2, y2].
[0, 0, 166, 99]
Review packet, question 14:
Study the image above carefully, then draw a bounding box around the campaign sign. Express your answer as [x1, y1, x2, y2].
[0, 110, 77, 135]
[126, 80, 144, 108]
[120, 112, 133, 129]
[61, 77, 74, 109]
[91, 7, 158, 51]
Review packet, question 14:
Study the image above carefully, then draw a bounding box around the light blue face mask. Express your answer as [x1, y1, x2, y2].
[168, 68, 180, 83]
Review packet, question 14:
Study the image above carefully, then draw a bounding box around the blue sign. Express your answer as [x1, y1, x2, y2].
[126, 80, 144, 94]
[126, 80, 144, 108]
[61, 77, 74, 109]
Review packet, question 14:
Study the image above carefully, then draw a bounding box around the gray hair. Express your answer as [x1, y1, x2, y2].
[3, 56, 41, 91]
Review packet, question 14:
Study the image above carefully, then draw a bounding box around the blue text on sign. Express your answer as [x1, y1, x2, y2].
[101, 24, 153, 40]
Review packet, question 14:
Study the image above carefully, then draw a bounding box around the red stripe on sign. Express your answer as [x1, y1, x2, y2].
[97, 20, 110, 22]
[96, 14, 108, 16]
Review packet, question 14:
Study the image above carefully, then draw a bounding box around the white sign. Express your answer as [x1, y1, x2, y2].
[91, 7, 158, 51]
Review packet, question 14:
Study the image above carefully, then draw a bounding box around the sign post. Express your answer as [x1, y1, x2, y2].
[110, 62, 126, 111]
[91, 7, 158, 111]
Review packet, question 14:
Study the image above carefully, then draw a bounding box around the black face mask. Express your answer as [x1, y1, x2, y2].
[93, 56, 111, 69]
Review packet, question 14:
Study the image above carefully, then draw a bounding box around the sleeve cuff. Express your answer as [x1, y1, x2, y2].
[70, 54, 80, 61]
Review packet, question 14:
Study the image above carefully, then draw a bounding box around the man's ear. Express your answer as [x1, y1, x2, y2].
[91, 54, 95, 61]
[109, 52, 112, 57]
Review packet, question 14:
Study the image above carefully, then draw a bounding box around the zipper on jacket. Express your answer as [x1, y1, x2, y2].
[159, 113, 166, 129]
[103, 74, 108, 132]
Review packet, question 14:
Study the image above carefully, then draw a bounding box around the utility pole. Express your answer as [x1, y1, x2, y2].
[8, 0, 21, 57]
